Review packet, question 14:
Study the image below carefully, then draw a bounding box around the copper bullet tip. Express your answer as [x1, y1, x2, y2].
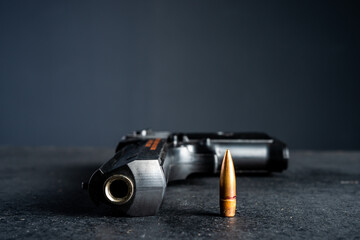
[219, 149, 236, 217]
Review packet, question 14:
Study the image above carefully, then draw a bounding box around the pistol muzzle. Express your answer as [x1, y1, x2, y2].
[104, 175, 134, 205]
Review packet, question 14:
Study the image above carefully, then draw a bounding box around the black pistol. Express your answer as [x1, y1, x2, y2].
[85, 129, 289, 216]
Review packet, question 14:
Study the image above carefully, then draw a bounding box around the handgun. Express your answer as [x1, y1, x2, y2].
[84, 129, 289, 216]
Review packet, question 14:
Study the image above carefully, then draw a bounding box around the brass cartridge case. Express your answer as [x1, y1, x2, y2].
[219, 149, 236, 217]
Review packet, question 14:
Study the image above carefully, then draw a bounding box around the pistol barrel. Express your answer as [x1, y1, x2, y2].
[104, 175, 134, 205]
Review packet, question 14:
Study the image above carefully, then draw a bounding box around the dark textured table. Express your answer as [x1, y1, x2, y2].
[1, 147, 359, 239]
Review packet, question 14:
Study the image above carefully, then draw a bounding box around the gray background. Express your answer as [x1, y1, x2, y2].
[0, 0, 359, 149]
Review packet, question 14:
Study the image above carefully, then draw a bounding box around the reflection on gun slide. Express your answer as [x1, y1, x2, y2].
[84, 129, 289, 216]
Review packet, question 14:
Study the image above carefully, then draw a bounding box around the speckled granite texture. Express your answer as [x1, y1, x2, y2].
[0, 147, 359, 239]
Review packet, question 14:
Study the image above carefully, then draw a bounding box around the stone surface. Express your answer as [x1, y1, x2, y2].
[0, 147, 359, 239]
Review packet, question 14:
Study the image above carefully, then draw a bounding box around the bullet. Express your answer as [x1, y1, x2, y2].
[220, 149, 236, 217]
